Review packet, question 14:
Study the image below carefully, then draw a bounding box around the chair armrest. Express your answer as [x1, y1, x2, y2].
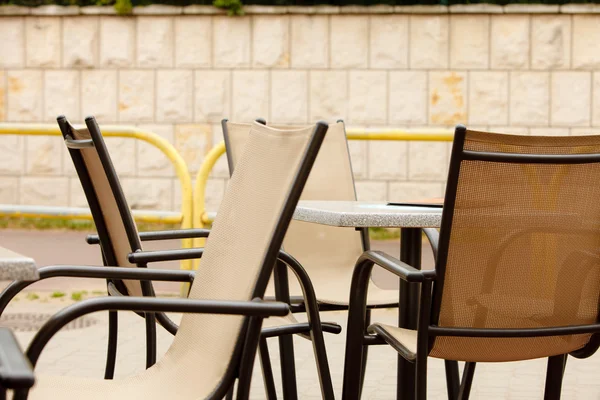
[128, 248, 204, 264]
[358, 250, 435, 282]
[422, 228, 439, 262]
[0, 328, 35, 390]
[26, 297, 289, 368]
[86, 229, 211, 244]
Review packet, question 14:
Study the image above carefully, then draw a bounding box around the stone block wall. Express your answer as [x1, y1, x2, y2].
[0, 5, 598, 213]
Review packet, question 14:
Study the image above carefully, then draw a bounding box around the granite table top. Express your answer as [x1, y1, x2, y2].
[0, 246, 39, 281]
[293, 200, 443, 228]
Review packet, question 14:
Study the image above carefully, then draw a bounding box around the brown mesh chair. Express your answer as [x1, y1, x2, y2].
[223, 119, 403, 397]
[9, 116, 332, 400]
[343, 126, 600, 400]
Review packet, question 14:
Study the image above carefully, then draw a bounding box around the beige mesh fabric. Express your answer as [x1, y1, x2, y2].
[429, 129, 600, 362]
[28, 122, 318, 399]
[69, 127, 142, 297]
[225, 121, 397, 306]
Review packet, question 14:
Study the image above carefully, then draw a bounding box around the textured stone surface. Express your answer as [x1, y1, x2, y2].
[63, 17, 98, 68]
[530, 127, 570, 136]
[213, 17, 250, 68]
[204, 178, 225, 212]
[531, 16, 571, 70]
[468, 71, 508, 126]
[174, 124, 211, 172]
[137, 17, 173, 68]
[0, 177, 18, 204]
[348, 71, 387, 124]
[551, 72, 591, 126]
[105, 137, 136, 176]
[429, 71, 467, 126]
[118, 70, 154, 122]
[389, 182, 444, 202]
[253, 16, 289, 68]
[271, 71, 307, 123]
[156, 70, 193, 122]
[370, 15, 408, 69]
[44, 70, 79, 122]
[231, 71, 269, 121]
[408, 142, 448, 181]
[81, 70, 117, 122]
[25, 17, 60, 67]
[137, 124, 175, 177]
[174, 16, 211, 68]
[291, 15, 328, 68]
[0, 136, 24, 174]
[368, 141, 407, 180]
[330, 16, 368, 68]
[593, 73, 600, 126]
[354, 181, 387, 202]
[491, 15, 529, 69]
[309, 71, 347, 121]
[389, 71, 427, 125]
[410, 15, 448, 69]
[25, 136, 62, 175]
[99, 17, 134, 67]
[0, 18, 25, 68]
[572, 15, 600, 69]
[7, 70, 42, 122]
[20, 177, 68, 206]
[195, 70, 230, 123]
[450, 15, 489, 69]
[509, 72, 549, 126]
[0, 71, 5, 122]
[121, 177, 172, 210]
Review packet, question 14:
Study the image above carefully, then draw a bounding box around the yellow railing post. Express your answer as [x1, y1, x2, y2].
[0, 123, 194, 295]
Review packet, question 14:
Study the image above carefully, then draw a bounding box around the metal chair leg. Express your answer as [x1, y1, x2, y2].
[415, 351, 428, 400]
[259, 338, 278, 400]
[544, 354, 567, 400]
[225, 384, 234, 400]
[445, 360, 460, 400]
[145, 312, 157, 368]
[358, 309, 372, 398]
[278, 335, 297, 400]
[104, 310, 118, 379]
[458, 362, 476, 400]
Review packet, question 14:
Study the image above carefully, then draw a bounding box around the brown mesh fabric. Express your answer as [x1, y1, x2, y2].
[69, 127, 143, 297]
[430, 129, 600, 362]
[27, 122, 318, 400]
[224, 122, 396, 306]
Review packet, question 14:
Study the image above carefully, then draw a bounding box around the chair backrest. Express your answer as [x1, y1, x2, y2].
[431, 126, 600, 362]
[222, 120, 365, 291]
[58, 116, 144, 297]
[170, 121, 327, 396]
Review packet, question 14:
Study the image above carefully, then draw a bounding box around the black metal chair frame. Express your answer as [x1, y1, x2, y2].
[0, 116, 335, 399]
[341, 125, 600, 400]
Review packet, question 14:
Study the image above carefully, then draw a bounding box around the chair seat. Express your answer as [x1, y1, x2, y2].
[265, 273, 399, 308]
[367, 323, 417, 361]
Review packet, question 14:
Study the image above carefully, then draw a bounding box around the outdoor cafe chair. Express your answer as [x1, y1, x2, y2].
[222, 119, 461, 398]
[0, 116, 336, 399]
[343, 125, 600, 400]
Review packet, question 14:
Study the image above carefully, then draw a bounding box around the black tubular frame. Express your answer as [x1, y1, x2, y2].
[343, 124, 600, 400]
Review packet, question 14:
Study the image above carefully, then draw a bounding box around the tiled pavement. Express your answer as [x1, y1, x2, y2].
[3, 295, 600, 399]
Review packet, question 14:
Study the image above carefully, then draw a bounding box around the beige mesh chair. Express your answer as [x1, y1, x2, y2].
[9, 116, 334, 400]
[343, 125, 600, 400]
[222, 119, 400, 397]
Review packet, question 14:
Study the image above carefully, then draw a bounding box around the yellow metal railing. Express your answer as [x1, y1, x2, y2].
[0, 123, 195, 277]
[191, 129, 455, 255]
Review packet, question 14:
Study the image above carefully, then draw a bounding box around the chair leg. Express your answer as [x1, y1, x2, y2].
[444, 360, 460, 400]
[544, 354, 567, 400]
[145, 312, 157, 368]
[278, 335, 297, 400]
[416, 352, 428, 400]
[259, 338, 278, 400]
[457, 362, 476, 400]
[358, 309, 372, 398]
[104, 310, 118, 379]
[225, 384, 234, 400]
